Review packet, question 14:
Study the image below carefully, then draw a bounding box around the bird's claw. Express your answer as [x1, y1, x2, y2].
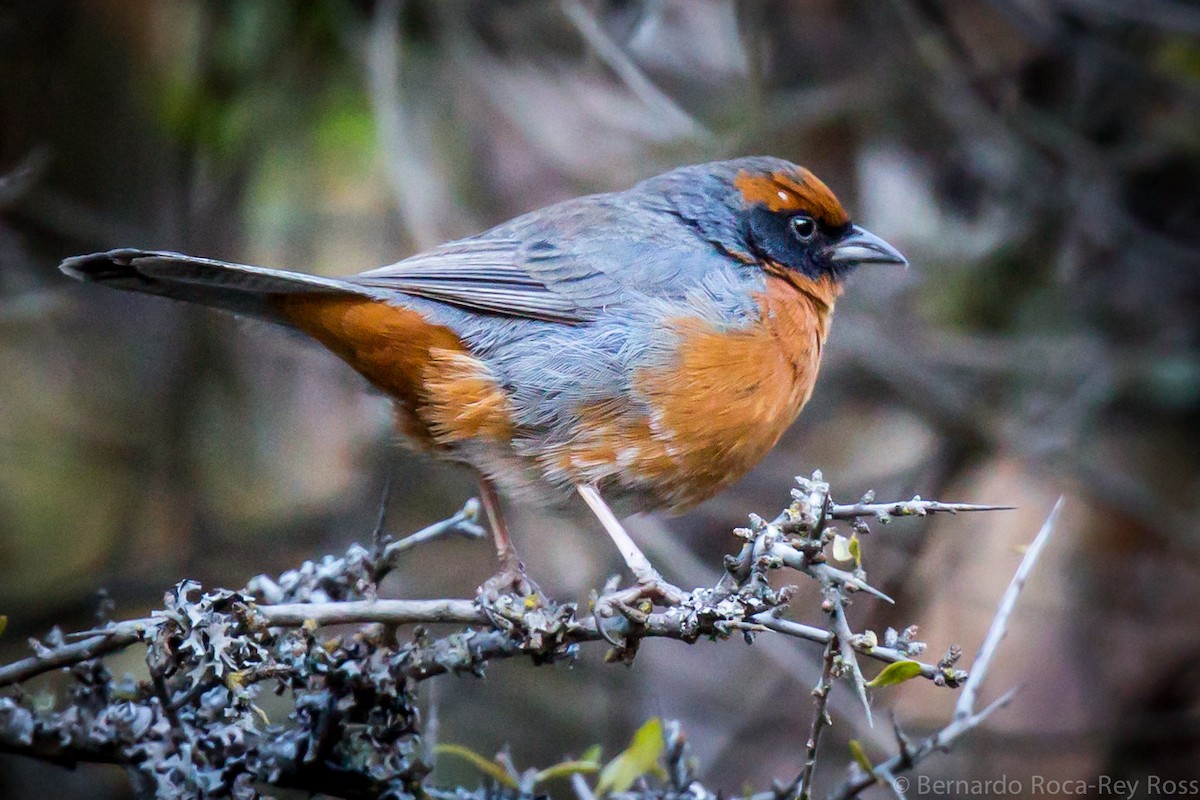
[591, 572, 689, 648]
[636, 571, 688, 607]
[477, 561, 547, 628]
[593, 605, 623, 647]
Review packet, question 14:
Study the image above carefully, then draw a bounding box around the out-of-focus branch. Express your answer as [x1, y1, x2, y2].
[1047, 0, 1200, 35]
[559, 0, 709, 139]
[363, 0, 456, 249]
[0, 149, 50, 210]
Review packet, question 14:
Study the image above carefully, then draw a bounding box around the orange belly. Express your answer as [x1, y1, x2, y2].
[539, 273, 839, 510]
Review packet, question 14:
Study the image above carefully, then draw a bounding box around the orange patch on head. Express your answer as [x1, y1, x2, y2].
[734, 168, 850, 228]
[273, 294, 515, 449]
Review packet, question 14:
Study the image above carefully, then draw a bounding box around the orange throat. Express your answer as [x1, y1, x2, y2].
[760, 270, 842, 368]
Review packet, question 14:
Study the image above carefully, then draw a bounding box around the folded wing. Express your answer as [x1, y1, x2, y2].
[349, 236, 627, 324]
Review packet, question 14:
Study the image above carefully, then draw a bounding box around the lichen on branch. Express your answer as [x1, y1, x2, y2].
[0, 473, 1040, 800]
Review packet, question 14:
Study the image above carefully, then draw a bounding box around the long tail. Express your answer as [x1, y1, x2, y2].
[59, 248, 376, 326]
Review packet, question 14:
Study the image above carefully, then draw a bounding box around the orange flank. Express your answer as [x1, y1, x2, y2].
[273, 294, 515, 449]
[422, 349, 517, 444]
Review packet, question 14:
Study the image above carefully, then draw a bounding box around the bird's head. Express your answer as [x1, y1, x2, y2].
[656, 157, 907, 286]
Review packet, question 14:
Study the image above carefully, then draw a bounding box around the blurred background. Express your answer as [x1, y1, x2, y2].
[2, 0, 1199, 797]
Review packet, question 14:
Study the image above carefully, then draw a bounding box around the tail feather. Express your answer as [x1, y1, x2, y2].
[59, 248, 375, 325]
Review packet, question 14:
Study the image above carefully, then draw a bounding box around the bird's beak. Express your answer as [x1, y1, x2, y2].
[829, 225, 908, 268]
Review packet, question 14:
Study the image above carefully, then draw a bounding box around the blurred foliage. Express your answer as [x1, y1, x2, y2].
[155, 3, 360, 159]
[595, 717, 667, 795]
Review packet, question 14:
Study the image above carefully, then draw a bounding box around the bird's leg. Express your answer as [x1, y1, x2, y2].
[576, 483, 686, 610]
[481, 476, 519, 574]
[477, 477, 542, 604]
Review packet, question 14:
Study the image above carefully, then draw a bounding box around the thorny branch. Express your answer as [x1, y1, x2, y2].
[794, 639, 836, 800]
[0, 473, 1039, 800]
[829, 498, 1064, 800]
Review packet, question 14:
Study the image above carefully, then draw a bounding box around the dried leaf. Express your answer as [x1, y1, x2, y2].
[0, 615, 6, 638]
[866, 660, 923, 688]
[596, 717, 665, 795]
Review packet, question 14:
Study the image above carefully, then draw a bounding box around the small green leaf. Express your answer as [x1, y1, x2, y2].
[534, 759, 602, 786]
[866, 660, 923, 688]
[581, 744, 603, 764]
[0, 615, 7, 638]
[848, 533, 862, 567]
[848, 739, 874, 773]
[435, 744, 519, 788]
[596, 717, 665, 795]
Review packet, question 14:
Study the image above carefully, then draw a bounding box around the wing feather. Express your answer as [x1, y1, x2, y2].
[344, 194, 722, 323]
[349, 237, 619, 324]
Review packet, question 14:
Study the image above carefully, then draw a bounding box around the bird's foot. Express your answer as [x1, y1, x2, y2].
[477, 559, 547, 626]
[591, 569, 689, 648]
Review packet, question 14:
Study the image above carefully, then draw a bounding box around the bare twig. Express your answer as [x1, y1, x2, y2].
[828, 589, 873, 726]
[830, 498, 1064, 799]
[258, 598, 483, 628]
[0, 621, 147, 688]
[795, 640, 837, 800]
[827, 498, 1013, 521]
[244, 499, 484, 606]
[751, 616, 956, 684]
[955, 497, 1062, 719]
[376, 498, 486, 580]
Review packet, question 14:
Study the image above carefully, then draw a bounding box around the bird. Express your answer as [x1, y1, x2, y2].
[59, 156, 906, 609]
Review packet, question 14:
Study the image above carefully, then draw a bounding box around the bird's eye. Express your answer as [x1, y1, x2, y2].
[790, 215, 817, 242]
